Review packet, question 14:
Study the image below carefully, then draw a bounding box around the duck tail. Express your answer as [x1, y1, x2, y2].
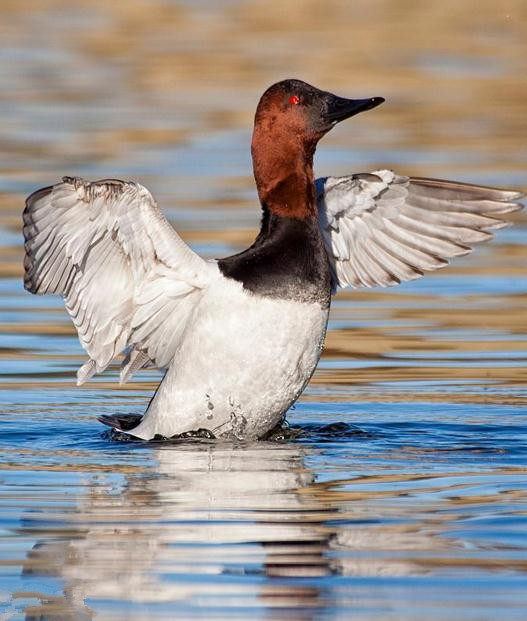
[97, 413, 143, 431]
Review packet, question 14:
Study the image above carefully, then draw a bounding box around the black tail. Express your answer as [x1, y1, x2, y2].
[97, 414, 143, 431]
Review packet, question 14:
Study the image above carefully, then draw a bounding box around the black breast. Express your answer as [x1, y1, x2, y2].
[218, 212, 331, 307]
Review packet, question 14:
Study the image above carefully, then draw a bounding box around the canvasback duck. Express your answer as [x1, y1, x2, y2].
[23, 79, 523, 440]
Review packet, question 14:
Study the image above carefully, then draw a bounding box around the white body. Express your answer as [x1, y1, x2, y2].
[132, 265, 329, 440]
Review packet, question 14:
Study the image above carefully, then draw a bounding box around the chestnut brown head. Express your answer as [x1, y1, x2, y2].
[254, 78, 384, 147]
[251, 79, 384, 216]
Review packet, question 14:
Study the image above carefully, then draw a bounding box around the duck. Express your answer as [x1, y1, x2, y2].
[22, 79, 524, 440]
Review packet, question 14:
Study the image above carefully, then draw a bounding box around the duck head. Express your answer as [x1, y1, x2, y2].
[254, 79, 384, 145]
[252, 79, 384, 217]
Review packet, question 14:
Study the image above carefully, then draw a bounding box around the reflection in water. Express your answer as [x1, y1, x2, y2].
[10, 437, 527, 619]
[18, 443, 325, 619]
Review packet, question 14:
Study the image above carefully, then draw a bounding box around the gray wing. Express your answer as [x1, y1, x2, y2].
[23, 177, 211, 384]
[316, 169, 523, 291]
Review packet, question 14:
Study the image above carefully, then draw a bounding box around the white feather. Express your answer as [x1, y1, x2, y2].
[23, 177, 211, 382]
[316, 171, 523, 291]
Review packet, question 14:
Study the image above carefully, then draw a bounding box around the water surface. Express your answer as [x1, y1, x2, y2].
[0, 1, 526, 619]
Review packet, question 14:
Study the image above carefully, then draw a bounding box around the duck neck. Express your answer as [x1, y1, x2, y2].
[251, 125, 317, 220]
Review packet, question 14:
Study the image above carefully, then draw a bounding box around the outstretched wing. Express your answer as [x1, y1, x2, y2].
[316, 170, 523, 291]
[23, 177, 211, 384]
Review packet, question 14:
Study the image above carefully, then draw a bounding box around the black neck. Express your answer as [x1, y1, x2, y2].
[218, 213, 331, 306]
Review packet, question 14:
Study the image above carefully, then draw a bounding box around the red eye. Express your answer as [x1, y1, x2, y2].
[288, 95, 300, 105]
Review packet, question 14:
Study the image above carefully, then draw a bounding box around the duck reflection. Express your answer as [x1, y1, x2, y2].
[19, 441, 332, 619]
[18, 439, 464, 619]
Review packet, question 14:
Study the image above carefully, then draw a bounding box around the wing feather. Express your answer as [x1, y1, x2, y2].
[317, 170, 523, 291]
[23, 177, 211, 383]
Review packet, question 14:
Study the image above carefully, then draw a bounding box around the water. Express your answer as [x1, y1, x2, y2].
[0, 1, 526, 619]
